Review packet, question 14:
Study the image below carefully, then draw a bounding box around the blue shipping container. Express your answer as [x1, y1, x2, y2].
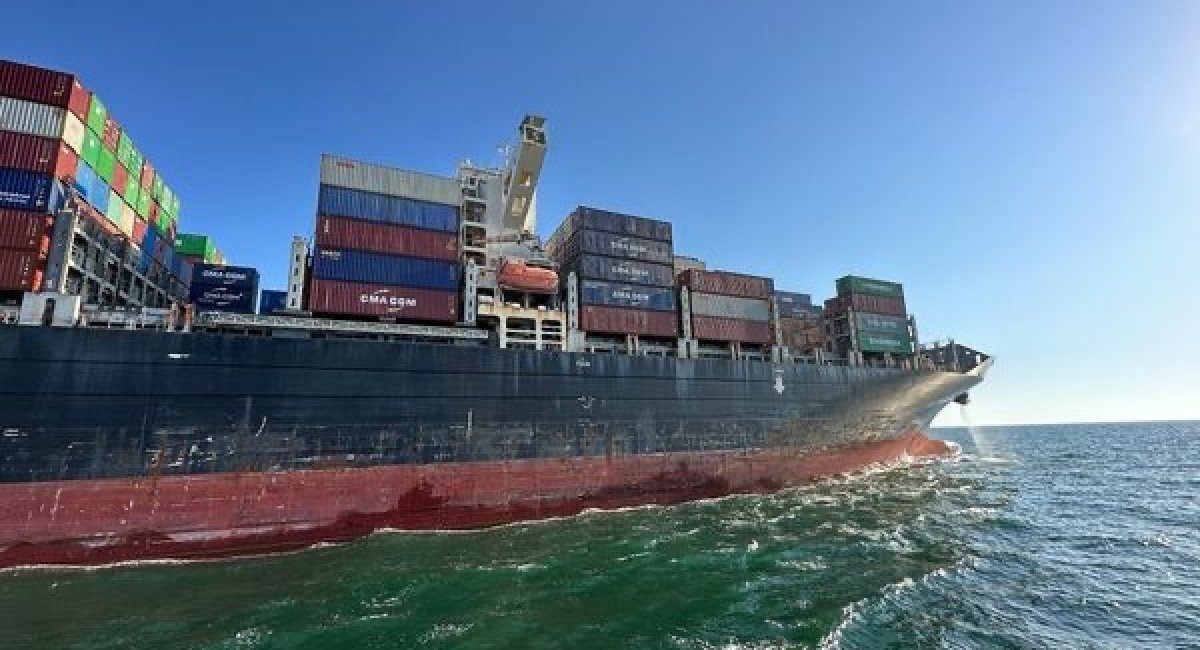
[259, 289, 288, 314]
[775, 291, 814, 318]
[73, 162, 96, 197]
[136, 244, 152, 275]
[0, 167, 62, 213]
[580, 279, 677, 312]
[312, 247, 460, 291]
[191, 263, 260, 290]
[317, 184, 459, 233]
[190, 284, 256, 313]
[88, 175, 110, 214]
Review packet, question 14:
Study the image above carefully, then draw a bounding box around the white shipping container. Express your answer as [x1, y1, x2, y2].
[320, 154, 461, 207]
[0, 96, 66, 139]
[119, 202, 137, 238]
[60, 112, 85, 153]
[690, 292, 771, 322]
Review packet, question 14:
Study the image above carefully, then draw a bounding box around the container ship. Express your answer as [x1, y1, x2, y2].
[0, 59, 991, 569]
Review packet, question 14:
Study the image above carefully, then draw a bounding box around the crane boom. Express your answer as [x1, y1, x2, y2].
[501, 115, 547, 233]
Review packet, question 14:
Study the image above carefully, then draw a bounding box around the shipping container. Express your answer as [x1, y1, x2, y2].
[672, 255, 706, 276]
[79, 129, 101, 168]
[104, 190, 124, 233]
[777, 317, 824, 349]
[175, 233, 217, 260]
[0, 168, 62, 213]
[258, 289, 288, 314]
[189, 284, 256, 313]
[191, 263, 260, 290]
[61, 112, 85, 153]
[124, 172, 140, 205]
[308, 279, 459, 322]
[561, 253, 674, 287]
[101, 117, 120, 151]
[0, 209, 51, 251]
[579, 304, 679, 338]
[836, 275, 904, 299]
[774, 291, 813, 318]
[111, 162, 128, 198]
[551, 229, 673, 265]
[580, 279, 676, 311]
[0, 131, 59, 175]
[139, 161, 153, 189]
[854, 312, 910, 335]
[555, 206, 673, 243]
[311, 247, 460, 291]
[0, 96, 67, 139]
[319, 155, 462, 207]
[678, 268, 773, 300]
[315, 215, 459, 262]
[135, 189, 150, 218]
[691, 315, 773, 344]
[317, 185, 459, 233]
[0, 248, 41, 291]
[86, 94, 107, 134]
[119, 202, 137, 238]
[857, 330, 914, 355]
[825, 293, 907, 318]
[116, 132, 134, 170]
[0, 60, 85, 110]
[689, 292, 771, 322]
[132, 216, 148, 245]
[95, 147, 116, 183]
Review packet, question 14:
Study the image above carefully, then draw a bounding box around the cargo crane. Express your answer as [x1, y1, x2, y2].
[458, 115, 565, 350]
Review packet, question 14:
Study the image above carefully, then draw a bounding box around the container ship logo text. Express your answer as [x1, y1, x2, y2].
[360, 291, 418, 308]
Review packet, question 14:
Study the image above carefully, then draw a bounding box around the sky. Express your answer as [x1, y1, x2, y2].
[5, 1, 1199, 425]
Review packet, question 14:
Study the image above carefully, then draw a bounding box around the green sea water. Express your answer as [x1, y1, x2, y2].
[2, 422, 1198, 649]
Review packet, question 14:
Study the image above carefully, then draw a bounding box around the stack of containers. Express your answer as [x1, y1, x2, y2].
[309, 154, 462, 322]
[175, 233, 224, 265]
[0, 59, 186, 295]
[546, 206, 677, 338]
[258, 289, 287, 315]
[189, 263, 259, 313]
[825, 275, 912, 355]
[774, 290, 823, 350]
[678, 269, 774, 344]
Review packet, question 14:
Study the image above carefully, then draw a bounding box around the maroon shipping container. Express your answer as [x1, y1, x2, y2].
[112, 164, 128, 198]
[0, 131, 76, 179]
[691, 315, 774, 344]
[0, 248, 42, 291]
[579, 305, 679, 338]
[825, 293, 906, 317]
[678, 269, 773, 300]
[0, 60, 86, 110]
[308, 278, 459, 322]
[101, 118, 120, 151]
[0, 210, 52, 251]
[315, 215, 459, 262]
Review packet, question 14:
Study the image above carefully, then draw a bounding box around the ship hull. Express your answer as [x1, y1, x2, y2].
[0, 326, 980, 568]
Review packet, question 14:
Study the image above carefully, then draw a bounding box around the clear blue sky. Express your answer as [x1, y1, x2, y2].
[6, 2, 1199, 425]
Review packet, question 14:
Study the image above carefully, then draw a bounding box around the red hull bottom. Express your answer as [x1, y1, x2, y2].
[0, 433, 953, 569]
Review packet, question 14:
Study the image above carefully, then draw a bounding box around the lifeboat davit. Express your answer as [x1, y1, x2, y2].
[498, 259, 559, 294]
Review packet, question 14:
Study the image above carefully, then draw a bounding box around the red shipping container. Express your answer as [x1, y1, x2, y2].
[0, 248, 42, 291]
[101, 118, 120, 151]
[314, 215, 459, 262]
[140, 162, 154, 189]
[112, 164, 128, 198]
[0, 131, 59, 175]
[308, 278, 459, 322]
[579, 304, 679, 338]
[66, 78, 89, 119]
[55, 142, 78, 182]
[678, 269, 773, 300]
[0, 60, 81, 109]
[826, 294, 905, 317]
[131, 216, 148, 244]
[148, 200, 160, 226]
[691, 315, 774, 344]
[0, 210, 52, 251]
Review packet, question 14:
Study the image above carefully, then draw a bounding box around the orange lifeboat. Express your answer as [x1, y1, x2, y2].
[498, 259, 559, 294]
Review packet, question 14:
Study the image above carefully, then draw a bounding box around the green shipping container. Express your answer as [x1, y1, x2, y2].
[854, 312, 909, 335]
[124, 175, 140, 206]
[86, 95, 108, 135]
[95, 148, 117, 183]
[80, 130, 102, 168]
[169, 194, 181, 218]
[135, 191, 151, 218]
[154, 213, 169, 236]
[152, 176, 164, 201]
[856, 330, 914, 355]
[837, 275, 904, 299]
[105, 189, 123, 227]
[128, 147, 143, 177]
[116, 133, 134, 169]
